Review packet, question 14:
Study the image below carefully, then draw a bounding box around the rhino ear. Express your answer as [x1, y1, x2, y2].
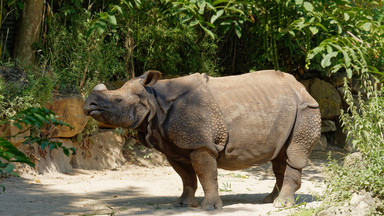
[140, 70, 162, 86]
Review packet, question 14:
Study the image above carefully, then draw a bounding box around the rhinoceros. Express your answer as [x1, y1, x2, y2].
[83, 70, 321, 210]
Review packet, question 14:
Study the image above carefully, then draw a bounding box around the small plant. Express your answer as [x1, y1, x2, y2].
[219, 182, 232, 192]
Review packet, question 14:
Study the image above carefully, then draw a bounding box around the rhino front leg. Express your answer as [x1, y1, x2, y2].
[167, 157, 198, 208]
[263, 149, 286, 203]
[190, 149, 223, 210]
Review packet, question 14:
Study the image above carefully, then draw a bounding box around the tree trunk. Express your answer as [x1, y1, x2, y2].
[13, 0, 44, 65]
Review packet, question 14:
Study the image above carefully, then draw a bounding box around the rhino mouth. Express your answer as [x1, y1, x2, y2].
[88, 109, 104, 116]
[84, 108, 105, 116]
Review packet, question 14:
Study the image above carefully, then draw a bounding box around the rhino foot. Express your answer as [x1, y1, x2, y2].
[263, 192, 278, 203]
[173, 197, 198, 208]
[201, 197, 223, 211]
[273, 195, 295, 208]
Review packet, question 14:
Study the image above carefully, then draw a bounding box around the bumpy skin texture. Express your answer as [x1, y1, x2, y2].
[83, 70, 321, 210]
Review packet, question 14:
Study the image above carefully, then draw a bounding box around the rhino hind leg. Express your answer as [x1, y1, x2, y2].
[167, 157, 199, 208]
[286, 106, 321, 169]
[264, 147, 301, 208]
[269, 106, 321, 208]
[272, 165, 302, 208]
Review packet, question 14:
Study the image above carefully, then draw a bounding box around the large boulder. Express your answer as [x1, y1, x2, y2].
[301, 78, 342, 119]
[71, 130, 126, 170]
[19, 139, 74, 174]
[313, 134, 327, 151]
[0, 123, 30, 147]
[46, 95, 89, 138]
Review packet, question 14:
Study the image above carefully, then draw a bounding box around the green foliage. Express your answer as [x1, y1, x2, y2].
[0, 107, 74, 192]
[302, 0, 384, 78]
[0, 137, 34, 173]
[34, 0, 220, 96]
[0, 67, 54, 119]
[322, 78, 384, 213]
[38, 10, 127, 94]
[170, 0, 250, 39]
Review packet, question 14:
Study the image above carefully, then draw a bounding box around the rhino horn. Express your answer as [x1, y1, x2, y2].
[93, 84, 107, 91]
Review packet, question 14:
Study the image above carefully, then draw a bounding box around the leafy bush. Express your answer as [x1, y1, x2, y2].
[321, 78, 384, 213]
[0, 66, 54, 119]
[35, 0, 220, 96]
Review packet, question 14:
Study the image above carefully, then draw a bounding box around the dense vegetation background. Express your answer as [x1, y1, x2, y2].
[1, 0, 383, 214]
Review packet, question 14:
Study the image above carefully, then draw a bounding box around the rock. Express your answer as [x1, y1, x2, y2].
[301, 78, 342, 119]
[20, 139, 74, 174]
[0, 66, 27, 83]
[318, 190, 379, 216]
[122, 137, 168, 166]
[46, 95, 89, 138]
[313, 134, 327, 151]
[71, 130, 126, 170]
[322, 120, 337, 133]
[38, 139, 74, 174]
[343, 152, 363, 169]
[0, 122, 30, 147]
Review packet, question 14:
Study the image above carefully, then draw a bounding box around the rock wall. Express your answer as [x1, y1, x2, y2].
[300, 76, 350, 151]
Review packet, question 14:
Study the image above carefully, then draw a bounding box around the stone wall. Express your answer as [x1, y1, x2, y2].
[300, 75, 350, 151]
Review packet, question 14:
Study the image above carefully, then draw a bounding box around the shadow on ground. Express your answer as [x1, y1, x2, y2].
[0, 148, 345, 216]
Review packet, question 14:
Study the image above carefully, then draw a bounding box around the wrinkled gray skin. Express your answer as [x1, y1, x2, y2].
[84, 70, 321, 210]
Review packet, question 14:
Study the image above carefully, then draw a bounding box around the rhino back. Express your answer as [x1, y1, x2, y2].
[207, 70, 314, 169]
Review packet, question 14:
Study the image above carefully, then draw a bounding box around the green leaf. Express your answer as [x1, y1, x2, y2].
[49, 143, 58, 151]
[210, 10, 224, 24]
[234, 21, 242, 38]
[213, 0, 229, 6]
[344, 12, 350, 21]
[13, 122, 22, 130]
[315, 23, 328, 32]
[4, 163, 14, 174]
[199, 23, 215, 39]
[331, 44, 351, 67]
[62, 148, 70, 156]
[346, 68, 353, 78]
[330, 64, 343, 74]
[296, 0, 303, 5]
[309, 26, 318, 35]
[321, 51, 338, 68]
[307, 46, 325, 60]
[180, 15, 193, 24]
[360, 22, 372, 31]
[134, 0, 141, 9]
[41, 140, 49, 150]
[70, 147, 76, 155]
[226, 7, 245, 15]
[108, 14, 117, 26]
[190, 19, 199, 26]
[303, 2, 314, 12]
[197, 0, 206, 14]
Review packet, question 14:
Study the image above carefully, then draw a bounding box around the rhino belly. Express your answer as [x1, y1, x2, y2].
[217, 144, 275, 170]
[210, 87, 297, 170]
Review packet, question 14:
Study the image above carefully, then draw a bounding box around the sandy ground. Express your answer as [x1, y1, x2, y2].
[0, 150, 339, 216]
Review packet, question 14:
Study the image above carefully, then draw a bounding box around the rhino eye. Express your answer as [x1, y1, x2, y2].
[115, 98, 123, 103]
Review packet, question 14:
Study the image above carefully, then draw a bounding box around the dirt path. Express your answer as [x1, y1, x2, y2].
[0, 150, 338, 216]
